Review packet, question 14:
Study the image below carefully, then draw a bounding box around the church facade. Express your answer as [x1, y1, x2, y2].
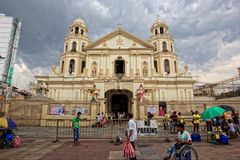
[34, 18, 195, 118]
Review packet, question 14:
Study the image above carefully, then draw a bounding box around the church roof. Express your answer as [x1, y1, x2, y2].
[86, 27, 155, 50]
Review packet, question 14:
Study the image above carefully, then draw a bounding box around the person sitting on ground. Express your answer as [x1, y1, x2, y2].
[211, 126, 221, 144]
[221, 118, 228, 134]
[164, 123, 192, 160]
[227, 119, 237, 138]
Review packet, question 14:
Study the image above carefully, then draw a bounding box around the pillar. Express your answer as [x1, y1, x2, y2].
[2, 102, 10, 117]
[40, 104, 48, 126]
[131, 98, 138, 119]
[90, 102, 98, 119]
[139, 103, 145, 120]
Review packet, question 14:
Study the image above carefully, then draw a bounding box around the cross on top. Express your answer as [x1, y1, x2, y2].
[117, 22, 122, 28]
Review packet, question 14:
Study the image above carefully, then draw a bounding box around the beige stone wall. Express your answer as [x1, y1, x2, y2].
[1, 99, 240, 127]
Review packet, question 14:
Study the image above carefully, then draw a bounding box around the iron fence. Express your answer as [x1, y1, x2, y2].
[13, 118, 208, 141]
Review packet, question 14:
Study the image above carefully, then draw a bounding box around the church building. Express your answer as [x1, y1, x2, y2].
[34, 18, 195, 118]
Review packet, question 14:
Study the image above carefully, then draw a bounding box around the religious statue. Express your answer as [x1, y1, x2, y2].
[143, 67, 148, 76]
[92, 67, 96, 76]
[137, 84, 144, 102]
[184, 64, 189, 72]
[91, 84, 98, 102]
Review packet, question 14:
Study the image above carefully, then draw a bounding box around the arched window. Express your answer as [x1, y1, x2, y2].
[155, 29, 158, 35]
[81, 29, 84, 35]
[65, 43, 68, 52]
[69, 59, 75, 74]
[162, 41, 167, 52]
[71, 42, 77, 52]
[154, 60, 158, 72]
[81, 60, 85, 73]
[153, 42, 157, 51]
[61, 61, 64, 73]
[115, 57, 125, 75]
[164, 59, 170, 74]
[160, 27, 164, 34]
[174, 61, 177, 73]
[171, 43, 173, 52]
[82, 43, 85, 52]
[75, 27, 79, 34]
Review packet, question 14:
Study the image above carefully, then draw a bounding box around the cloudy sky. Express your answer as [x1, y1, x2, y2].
[0, 0, 240, 89]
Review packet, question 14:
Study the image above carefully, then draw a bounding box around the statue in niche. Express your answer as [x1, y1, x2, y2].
[137, 84, 145, 103]
[91, 84, 98, 102]
[143, 67, 148, 76]
[92, 66, 96, 76]
[184, 64, 189, 72]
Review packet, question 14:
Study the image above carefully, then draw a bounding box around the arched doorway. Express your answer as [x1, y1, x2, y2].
[111, 94, 128, 114]
[105, 89, 133, 118]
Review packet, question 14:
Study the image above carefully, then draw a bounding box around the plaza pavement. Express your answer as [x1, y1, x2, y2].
[0, 138, 240, 160]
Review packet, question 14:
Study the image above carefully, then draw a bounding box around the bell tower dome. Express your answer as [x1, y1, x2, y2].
[148, 17, 179, 76]
[59, 17, 89, 76]
[64, 17, 89, 53]
[150, 18, 169, 37]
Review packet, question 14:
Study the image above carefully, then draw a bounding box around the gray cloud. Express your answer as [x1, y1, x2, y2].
[0, 0, 240, 88]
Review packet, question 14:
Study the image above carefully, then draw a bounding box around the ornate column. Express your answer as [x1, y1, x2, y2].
[158, 89, 161, 101]
[90, 102, 98, 119]
[139, 102, 145, 119]
[99, 54, 102, 76]
[151, 56, 155, 76]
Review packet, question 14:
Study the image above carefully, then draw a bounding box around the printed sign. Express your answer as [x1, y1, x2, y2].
[76, 108, 85, 114]
[147, 106, 157, 114]
[50, 105, 64, 115]
[137, 120, 158, 136]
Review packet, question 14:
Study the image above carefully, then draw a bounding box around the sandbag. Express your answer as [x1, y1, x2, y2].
[191, 133, 201, 142]
[220, 134, 228, 144]
[0, 117, 8, 128]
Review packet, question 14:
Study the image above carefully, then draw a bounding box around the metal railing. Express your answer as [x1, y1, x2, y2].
[12, 118, 208, 141]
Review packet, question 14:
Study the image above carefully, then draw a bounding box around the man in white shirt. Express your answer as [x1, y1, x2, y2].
[127, 113, 137, 160]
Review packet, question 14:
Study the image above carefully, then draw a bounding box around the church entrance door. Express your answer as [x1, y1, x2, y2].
[111, 94, 128, 116]
[105, 89, 133, 118]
